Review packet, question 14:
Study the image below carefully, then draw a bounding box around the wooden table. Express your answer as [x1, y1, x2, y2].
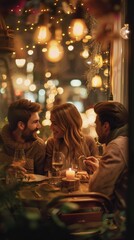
[18, 177, 89, 212]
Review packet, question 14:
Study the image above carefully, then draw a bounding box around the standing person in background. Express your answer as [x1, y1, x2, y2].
[84, 101, 128, 211]
[45, 103, 98, 175]
[0, 99, 46, 177]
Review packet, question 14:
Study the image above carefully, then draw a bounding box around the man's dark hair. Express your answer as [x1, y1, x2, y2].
[7, 99, 41, 131]
[94, 101, 128, 130]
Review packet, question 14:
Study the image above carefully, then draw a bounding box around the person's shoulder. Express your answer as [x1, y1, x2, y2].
[110, 136, 128, 146]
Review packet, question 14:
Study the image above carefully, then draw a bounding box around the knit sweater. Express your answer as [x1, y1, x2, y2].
[0, 124, 46, 175]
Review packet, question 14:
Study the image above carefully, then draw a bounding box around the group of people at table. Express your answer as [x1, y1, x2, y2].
[0, 98, 128, 212]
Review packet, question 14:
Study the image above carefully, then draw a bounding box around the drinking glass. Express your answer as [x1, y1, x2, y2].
[13, 149, 26, 165]
[6, 149, 26, 184]
[52, 151, 65, 176]
[13, 149, 26, 179]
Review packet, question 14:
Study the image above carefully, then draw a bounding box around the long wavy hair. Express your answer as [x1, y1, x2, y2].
[50, 103, 85, 157]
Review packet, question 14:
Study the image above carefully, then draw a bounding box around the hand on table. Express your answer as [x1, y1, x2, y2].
[83, 156, 99, 174]
[9, 162, 27, 177]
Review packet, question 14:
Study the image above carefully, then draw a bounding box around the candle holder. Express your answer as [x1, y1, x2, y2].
[61, 177, 80, 192]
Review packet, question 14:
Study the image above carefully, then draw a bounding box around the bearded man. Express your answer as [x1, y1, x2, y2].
[0, 99, 46, 176]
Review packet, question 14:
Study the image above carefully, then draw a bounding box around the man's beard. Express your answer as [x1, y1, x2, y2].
[21, 129, 38, 142]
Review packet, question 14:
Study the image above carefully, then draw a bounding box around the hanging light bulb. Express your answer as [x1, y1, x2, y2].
[120, 24, 130, 40]
[33, 13, 51, 44]
[34, 25, 51, 44]
[69, 18, 88, 41]
[45, 40, 64, 63]
[92, 75, 102, 88]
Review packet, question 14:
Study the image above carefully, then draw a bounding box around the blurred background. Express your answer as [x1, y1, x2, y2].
[0, 0, 117, 139]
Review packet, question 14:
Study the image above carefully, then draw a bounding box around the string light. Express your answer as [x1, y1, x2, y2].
[6, 1, 110, 109]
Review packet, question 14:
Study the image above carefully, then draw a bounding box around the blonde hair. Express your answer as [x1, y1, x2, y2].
[51, 103, 84, 157]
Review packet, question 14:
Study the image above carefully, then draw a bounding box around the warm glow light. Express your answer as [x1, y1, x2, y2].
[24, 79, 31, 86]
[104, 68, 109, 77]
[80, 48, 89, 58]
[45, 111, 50, 119]
[39, 89, 45, 96]
[42, 47, 47, 52]
[85, 35, 92, 40]
[42, 119, 51, 126]
[66, 168, 75, 180]
[27, 50, 34, 55]
[2, 74, 7, 80]
[86, 108, 96, 125]
[2, 82, 7, 88]
[68, 45, 74, 51]
[69, 19, 88, 41]
[16, 77, 23, 85]
[45, 72, 51, 78]
[70, 79, 81, 87]
[26, 62, 34, 72]
[94, 54, 103, 68]
[15, 59, 26, 68]
[34, 26, 51, 44]
[45, 40, 64, 62]
[57, 87, 64, 94]
[92, 75, 102, 88]
[29, 84, 36, 91]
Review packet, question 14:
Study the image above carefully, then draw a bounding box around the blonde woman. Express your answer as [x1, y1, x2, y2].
[45, 103, 98, 174]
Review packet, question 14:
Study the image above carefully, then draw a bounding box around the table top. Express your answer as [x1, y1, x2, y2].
[18, 176, 89, 206]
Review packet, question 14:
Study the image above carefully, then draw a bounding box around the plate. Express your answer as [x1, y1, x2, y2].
[23, 174, 49, 183]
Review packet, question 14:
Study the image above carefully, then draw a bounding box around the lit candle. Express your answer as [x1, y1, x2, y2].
[66, 168, 75, 180]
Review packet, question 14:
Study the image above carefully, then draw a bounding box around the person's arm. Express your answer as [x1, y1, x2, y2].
[84, 156, 99, 173]
[89, 142, 127, 196]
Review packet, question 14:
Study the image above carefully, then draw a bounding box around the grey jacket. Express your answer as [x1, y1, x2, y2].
[89, 124, 128, 211]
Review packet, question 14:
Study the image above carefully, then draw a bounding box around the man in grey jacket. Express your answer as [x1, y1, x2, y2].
[85, 101, 128, 211]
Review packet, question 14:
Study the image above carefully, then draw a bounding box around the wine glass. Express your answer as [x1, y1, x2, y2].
[13, 149, 26, 179]
[52, 151, 65, 175]
[51, 151, 65, 185]
[6, 149, 26, 184]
